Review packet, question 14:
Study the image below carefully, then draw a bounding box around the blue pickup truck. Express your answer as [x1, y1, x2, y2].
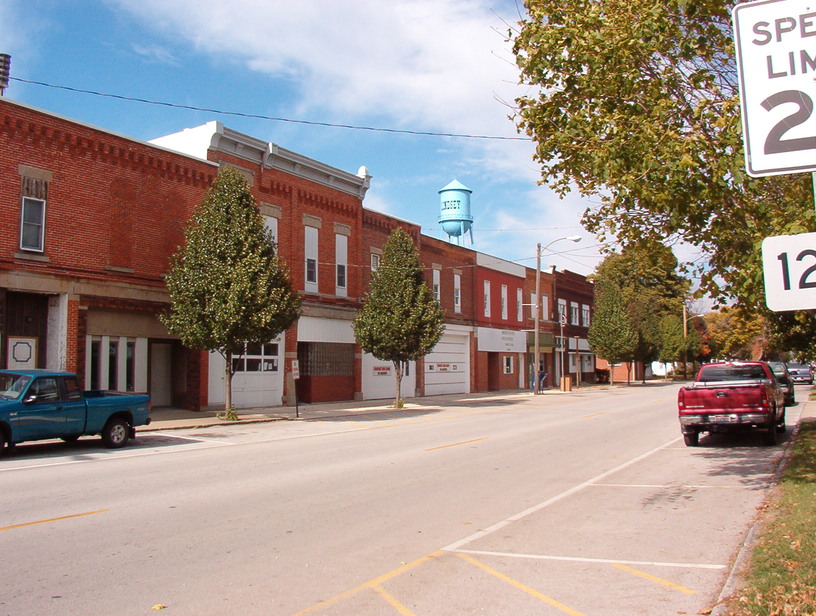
[0, 369, 151, 455]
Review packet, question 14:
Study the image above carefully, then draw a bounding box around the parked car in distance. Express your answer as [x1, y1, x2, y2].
[768, 361, 795, 405]
[0, 370, 151, 455]
[677, 361, 786, 447]
[786, 362, 814, 385]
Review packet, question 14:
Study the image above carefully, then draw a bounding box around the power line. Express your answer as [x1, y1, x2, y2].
[11, 76, 532, 142]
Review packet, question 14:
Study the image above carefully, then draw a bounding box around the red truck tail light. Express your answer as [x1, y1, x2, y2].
[678, 389, 685, 410]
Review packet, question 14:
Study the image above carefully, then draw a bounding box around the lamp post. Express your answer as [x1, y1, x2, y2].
[682, 305, 704, 380]
[533, 235, 581, 393]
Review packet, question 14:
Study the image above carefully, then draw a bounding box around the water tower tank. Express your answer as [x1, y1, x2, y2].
[438, 179, 474, 246]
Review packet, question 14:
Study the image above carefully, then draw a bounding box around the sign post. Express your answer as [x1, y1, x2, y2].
[291, 359, 300, 419]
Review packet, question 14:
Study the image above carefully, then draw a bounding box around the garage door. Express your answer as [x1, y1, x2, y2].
[424, 333, 470, 395]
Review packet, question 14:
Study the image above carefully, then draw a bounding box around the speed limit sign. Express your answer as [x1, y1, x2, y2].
[733, 0, 816, 176]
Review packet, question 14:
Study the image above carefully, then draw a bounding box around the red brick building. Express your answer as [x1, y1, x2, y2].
[1, 98, 595, 410]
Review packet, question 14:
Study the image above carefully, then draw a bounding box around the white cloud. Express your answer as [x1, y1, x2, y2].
[106, 0, 524, 135]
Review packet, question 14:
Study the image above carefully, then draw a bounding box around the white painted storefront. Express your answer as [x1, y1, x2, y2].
[423, 324, 471, 396]
[208, 334, 285, 409]
[361, 354, 416, 400]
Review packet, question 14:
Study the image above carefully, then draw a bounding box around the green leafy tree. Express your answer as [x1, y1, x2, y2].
[161, 167, 300, 418]
[591, 243, 689, 381]
[587, 285, 639, 384]
[512, 0, 812, 308]
[353, 228, 445, 407]
[659, 315, 702, 379]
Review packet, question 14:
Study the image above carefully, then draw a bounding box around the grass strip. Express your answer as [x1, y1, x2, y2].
[723, 419, 816, 615]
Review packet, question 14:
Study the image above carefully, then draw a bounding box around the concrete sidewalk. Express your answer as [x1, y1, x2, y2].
[142, 381, 658, 431]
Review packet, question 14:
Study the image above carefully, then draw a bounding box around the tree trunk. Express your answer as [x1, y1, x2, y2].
[393, 360, 403, 408]
[224, 350, 233, 411]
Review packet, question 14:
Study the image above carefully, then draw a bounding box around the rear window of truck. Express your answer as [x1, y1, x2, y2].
[698, 365, 768, 382]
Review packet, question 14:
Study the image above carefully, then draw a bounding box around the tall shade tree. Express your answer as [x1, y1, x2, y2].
[353, 228, 445, 407]
[587, 285, 639, 384]
[512, 0, 812, 308]
[161, 167, 300, 417]
[592, 243, 690, 380]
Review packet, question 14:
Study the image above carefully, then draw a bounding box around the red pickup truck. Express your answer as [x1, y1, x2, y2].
[677, 361, 786, 446]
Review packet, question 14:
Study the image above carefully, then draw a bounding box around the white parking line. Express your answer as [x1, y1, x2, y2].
[442, 436, 682, 552]
[455, 548, 726, 570]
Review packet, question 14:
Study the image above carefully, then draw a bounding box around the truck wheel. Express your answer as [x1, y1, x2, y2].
[101, 417, 130, 448]
[683, 432, 699, 447]
[0, 430, 8, 456]
[777, 407, 787, 434]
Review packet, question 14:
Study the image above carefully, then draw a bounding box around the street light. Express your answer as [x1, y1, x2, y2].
[682, 305, 705, 380]
[533, 235, 581, 393]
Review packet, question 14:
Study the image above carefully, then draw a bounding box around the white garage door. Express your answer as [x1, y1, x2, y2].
[424, 333, 470, 396]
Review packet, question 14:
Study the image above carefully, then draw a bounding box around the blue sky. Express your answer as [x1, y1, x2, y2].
[0, 0, 608, 274]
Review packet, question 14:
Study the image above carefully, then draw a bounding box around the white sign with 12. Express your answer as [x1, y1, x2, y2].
[762, 232, 816, 310]
[733, 0, 816, 176]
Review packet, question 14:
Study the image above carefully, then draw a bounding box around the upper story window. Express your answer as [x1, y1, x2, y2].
[335, 232, 348, 297]
[263, 214, 279, 247]
[570, 302, 580, 325]
[304, 221, 319, 293]
[20, 174, 48, 253]
[433, 268, 441, 302]
[517, 288, 523, 322]
[501, 285, 508, 320]
[582, 304, 591, 326]
[483, 281, 491, 317]
[371, 252, 381, 271]
[558, 299, 567, 323]
[453, 273, 462, 313]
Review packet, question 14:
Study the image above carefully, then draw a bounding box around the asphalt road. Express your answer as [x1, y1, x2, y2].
[1, 382, 804, 616]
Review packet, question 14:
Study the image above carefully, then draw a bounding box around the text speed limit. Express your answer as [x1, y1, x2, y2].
[733, 0, 816, 176]
[762, 232, 816, 311]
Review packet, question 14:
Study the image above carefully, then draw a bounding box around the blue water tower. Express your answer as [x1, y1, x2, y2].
[438, 179, 474, 246]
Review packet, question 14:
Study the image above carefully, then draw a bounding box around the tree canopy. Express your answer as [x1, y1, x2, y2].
[161, 167, 300, 415]
[513, 0, 813, 308]
[353, 228, 445, 407]
[587, 284, 639, 382]
[591, 242, 690, 378]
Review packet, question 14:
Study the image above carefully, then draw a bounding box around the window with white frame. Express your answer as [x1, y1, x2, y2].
[570, 302, 580, 325]
[558, 299, 567, 323]
[304, 225, 318, 292]
[20, 173, 49, 252]
[263, 215, 278, 246]
[501, 285, 508, 320]
[335, 233, 348, 297]
[517, 288, 523, 322]
[433, 268, 441, 302]
[453, 273, 461, 313]
[371, 252, 381, 271]
[542, 295, 550, 321]
[231, 341, 280, 373]
[483, 281, 491, 317]
[503, 356, 514, 374]
[582, 304, 591, 326]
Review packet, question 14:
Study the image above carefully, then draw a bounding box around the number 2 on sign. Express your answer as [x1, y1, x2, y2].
[777, 249, 816, 291]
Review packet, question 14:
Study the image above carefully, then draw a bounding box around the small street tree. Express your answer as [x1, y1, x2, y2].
[353, 228, 444, 407]
[161, 167, 300, 418]
[587, 285, 638, 385]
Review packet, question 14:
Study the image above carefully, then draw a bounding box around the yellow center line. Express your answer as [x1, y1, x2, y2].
[373, 585, 416, 616]
[292, 551, 443, 615]
[612, 563, 697, 595]
[0, 509, 108, 532]
[582, 412, 606, 419]
[426, 437, 488, 452]
[457, 553, 587, 616]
